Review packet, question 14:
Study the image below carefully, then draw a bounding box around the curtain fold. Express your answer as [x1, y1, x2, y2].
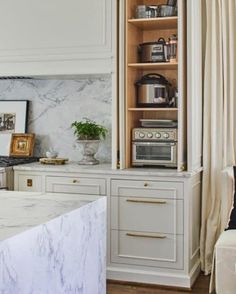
[200, 0, 236, 275]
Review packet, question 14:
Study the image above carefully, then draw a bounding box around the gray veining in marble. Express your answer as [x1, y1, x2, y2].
[0, 76, 112, 163]
[0, 192, 106, 294]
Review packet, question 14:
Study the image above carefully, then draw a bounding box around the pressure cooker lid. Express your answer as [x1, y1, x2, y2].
[136, 73, 171, 85]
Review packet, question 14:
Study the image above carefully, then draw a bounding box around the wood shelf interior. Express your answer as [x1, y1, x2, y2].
[125, 0, 179, 168]
[128, 16, 178, 30]
[128, 62, 178, 70]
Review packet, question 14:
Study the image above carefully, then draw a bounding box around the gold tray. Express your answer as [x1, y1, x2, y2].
[39, 158, 69, 165]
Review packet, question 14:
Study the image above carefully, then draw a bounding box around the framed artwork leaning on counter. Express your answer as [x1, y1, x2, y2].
[0, 100, 29, 156]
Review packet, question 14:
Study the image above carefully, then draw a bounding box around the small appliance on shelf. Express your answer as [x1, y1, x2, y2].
[132, 127, 178, 167]
[139, 38, 168, 63]
[135, 73, 173, 108]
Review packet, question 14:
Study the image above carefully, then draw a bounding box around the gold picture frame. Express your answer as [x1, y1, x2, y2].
[10, 133, 35, 157]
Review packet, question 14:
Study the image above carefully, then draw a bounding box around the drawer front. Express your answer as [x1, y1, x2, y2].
[111, 230, 183, 269]
[17, 174, 42, 192]
[111, 197, 183, 235]
[111, 180, 183, 199]
[46, 176, 106, 195]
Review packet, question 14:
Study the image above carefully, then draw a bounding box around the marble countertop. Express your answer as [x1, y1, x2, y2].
[0, 191, 100, 242]
[13, 162, 202, 178]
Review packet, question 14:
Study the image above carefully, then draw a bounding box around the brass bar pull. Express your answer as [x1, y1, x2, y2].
[73, 179, 79, 183]
[27, 179, 33, 187]
[126, 198, 167, 204]
[126, 233, 167, 239]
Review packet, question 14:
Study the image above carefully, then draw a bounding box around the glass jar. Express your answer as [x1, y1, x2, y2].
[168, 34, 178, 63]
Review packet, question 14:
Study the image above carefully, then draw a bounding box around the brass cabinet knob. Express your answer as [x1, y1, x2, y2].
[73, 179, 79, 183]
[27, 179, 33, 187]
[144, 182, 148, 187]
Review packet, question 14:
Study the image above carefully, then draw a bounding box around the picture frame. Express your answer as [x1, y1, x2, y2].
[0, 100, 29, 156]
[10, 133, 35, 157]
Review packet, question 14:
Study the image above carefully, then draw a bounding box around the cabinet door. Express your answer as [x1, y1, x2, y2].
[111, 230, 184, 269]
[0, 0, 114, 75]
[187, 0, 203, 171]
[16, 174, 43, 192]
[111, 179, 184, 199]
[46, 176, 106, 195]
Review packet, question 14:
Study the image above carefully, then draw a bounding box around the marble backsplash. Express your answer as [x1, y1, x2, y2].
[0, 76, 112, 162]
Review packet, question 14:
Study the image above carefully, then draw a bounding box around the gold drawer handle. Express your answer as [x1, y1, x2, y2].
[27, 179, 33, 187]
[126, 199, 167, 204]
[126, 233, 167, 239]
[73, 179, 79, 184]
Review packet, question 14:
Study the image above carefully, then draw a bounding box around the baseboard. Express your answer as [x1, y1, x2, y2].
[107, 263, 201, 289]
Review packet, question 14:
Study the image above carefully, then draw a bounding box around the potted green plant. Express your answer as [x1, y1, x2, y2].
[71, 118, 108, 165]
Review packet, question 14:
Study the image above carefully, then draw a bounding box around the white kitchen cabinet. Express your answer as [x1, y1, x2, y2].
[14, 173, 43, 192]
[0, 0, 116, 76]
[108, 173, 201, 288]
[13, 163, 201, 288]
[111, 230, 184, 269]
[46, 175, 106, 195]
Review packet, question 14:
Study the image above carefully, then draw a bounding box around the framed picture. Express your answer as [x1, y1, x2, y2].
[0, 100, 29, 156]
[10, 133, 35, 157]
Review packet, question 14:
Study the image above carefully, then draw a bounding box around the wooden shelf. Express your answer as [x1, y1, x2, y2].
[128, 108, 178, 112]
[128, 17, 178, 30]
[128, 62, 178, 70]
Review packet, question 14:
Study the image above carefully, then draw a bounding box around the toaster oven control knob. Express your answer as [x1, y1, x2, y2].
[156, 133, 161, 139]
[139, 132, 145, 139]
[163, 133, 170, 139]
[147, 133, 153, 138]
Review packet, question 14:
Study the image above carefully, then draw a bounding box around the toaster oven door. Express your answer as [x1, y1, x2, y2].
[132, 142, 177, 167]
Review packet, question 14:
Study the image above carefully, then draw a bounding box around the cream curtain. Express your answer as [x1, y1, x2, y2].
[200, 0, 236, 274]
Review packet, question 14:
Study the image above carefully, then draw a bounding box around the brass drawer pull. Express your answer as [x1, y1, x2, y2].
[144, 182, 148, 187]
[27, 179, 33, 187]
[126, 233, 167, 239]
[126, 198, 167, 204]
[73, 179, 80, 183]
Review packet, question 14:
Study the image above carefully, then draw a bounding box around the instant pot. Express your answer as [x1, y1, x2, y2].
[135, 73, 172, 107]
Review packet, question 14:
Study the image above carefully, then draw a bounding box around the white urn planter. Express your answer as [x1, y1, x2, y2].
[77, 140, 100, 165]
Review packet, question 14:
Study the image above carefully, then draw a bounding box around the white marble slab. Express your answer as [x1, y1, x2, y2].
[0, 77, 112, 162]
[0, 192, 106, 294]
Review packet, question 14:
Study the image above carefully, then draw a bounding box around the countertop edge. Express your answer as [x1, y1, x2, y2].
[13, 163, 203, 178]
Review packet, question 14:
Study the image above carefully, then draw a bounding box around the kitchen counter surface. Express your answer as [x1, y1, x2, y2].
[13, 162, 202, 178]
[0, 191, 106, 293]
[0, 191, 101, 241]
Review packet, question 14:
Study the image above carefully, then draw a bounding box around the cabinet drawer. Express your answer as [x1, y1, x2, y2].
[111, 197, 183, 235]
[46, 176, 106, 195]
[111, 180, 183, 199]
[111, 230, 183, 269]
[17, 174, 42, 192]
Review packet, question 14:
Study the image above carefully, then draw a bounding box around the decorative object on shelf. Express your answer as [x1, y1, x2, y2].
[46, 148, 58, 159]
[136, 5, 159, 19]
[71, 118, 108, 165]
[159, 5, 177, 17]
[135, 1, 177, 19]
[39, 158, 69, 165]
[10, 133, 35, 157]
[0, 100, 29, 156]
[135, 74, 172, 107]
[139, 38, 168, 63]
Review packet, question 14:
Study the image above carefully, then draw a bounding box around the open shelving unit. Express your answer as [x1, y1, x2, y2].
[123, 0, 187, 170]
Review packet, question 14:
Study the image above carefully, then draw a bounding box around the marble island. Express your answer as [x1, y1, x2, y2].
[0, 191, 106, 294]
